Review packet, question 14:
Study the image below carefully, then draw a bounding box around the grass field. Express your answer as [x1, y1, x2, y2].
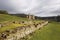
[0, 14, 60, 40]
[0, 14, 28, 33]
[29, 22, 60, 40]
[0, 14, 41, 33]
[0, 14, 28, 23]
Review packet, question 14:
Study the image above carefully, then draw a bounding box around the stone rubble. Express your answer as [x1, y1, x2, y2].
[0, 21, 48, 40]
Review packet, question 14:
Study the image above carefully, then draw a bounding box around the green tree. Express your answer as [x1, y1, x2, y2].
[0, 10, 8, 14]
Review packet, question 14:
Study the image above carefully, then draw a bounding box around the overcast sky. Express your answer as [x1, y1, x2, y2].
[0, 0, 60, 17]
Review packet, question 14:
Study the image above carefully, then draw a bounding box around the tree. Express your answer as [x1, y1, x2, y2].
[0, 10, 8, 14]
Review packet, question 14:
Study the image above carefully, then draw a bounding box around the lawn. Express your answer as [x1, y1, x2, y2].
[29, 22, 60, 40]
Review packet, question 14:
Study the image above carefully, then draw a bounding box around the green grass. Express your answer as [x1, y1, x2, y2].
[0, 14, 28, 23]
[0, 23, 26, 33]
[29, 22, 60, 40]
[0, 14, 28, 33]
[0, 14, 41, 33]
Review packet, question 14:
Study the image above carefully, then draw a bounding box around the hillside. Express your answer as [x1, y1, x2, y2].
[0, 14, 60, 40]
[0, 14, 41, 33]
[29, 22, 60, 40]
[0, 14, 28, 23]
[0, 14, 29, 33]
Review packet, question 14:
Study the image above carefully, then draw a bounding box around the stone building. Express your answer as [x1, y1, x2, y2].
[27, 15, 35, 20]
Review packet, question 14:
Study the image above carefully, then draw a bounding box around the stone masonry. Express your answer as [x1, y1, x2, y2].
[0, 21, 48, 40]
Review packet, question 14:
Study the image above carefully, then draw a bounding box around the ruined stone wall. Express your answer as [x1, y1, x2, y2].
[27, 15, 35, 20]
[0, 20, 23, 28]
[0, 21, 48, 40]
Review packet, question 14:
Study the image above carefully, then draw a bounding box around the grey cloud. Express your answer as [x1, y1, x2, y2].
[0, 0, 60, 17]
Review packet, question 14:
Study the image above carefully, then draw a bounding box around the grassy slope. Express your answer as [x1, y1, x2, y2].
[29, 22, 60, 40]
[0, 14, 41, 33]
[0, 14, 28, 23]
[0, 14, 28, 32]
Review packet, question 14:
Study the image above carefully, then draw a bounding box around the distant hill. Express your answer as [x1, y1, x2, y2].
[10, 14, 27, 18]
[10, 13, 60, 22]
[37, 16, 60, 22]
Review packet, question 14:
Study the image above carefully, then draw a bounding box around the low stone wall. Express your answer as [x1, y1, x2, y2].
[0, 21, 25, 28]
[0, 21, 48, 40]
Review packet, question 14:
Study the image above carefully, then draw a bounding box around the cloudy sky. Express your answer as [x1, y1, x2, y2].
[0, 0, 60, 17]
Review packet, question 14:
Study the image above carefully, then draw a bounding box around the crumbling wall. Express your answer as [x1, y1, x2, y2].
[0, 21, 48, 40]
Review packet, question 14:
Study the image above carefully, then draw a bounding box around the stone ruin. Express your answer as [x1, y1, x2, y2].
[27, 15, 35, 20]
[0, 21, 13, 28]
[0, 21, 48, 40]
[0, 20, 25, 28]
